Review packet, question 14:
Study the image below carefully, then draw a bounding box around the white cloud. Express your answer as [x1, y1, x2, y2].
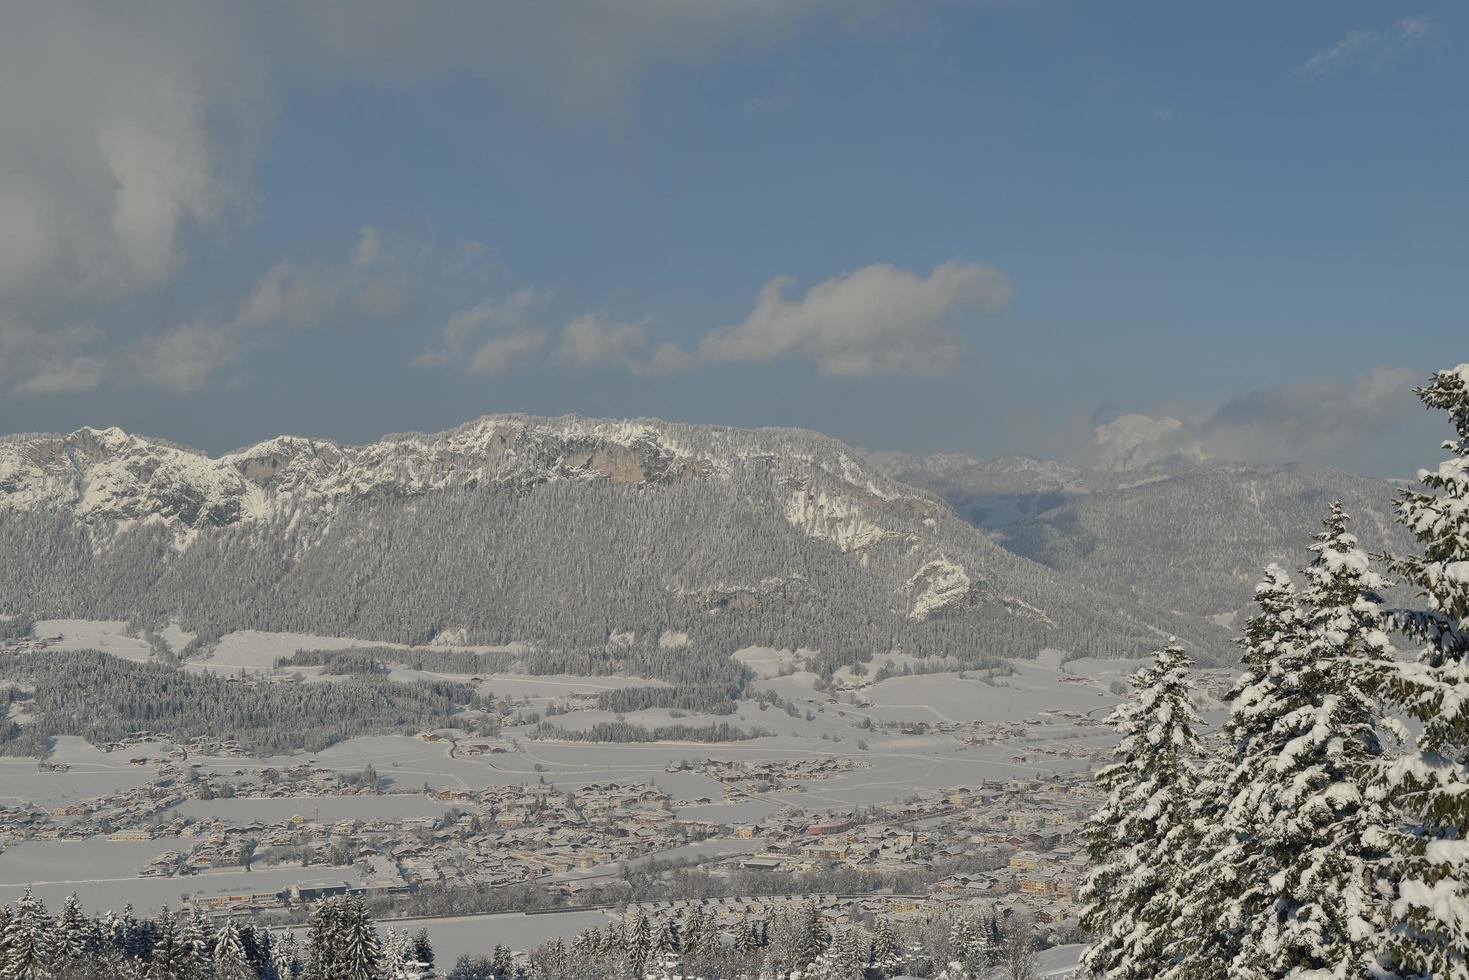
[415, 289, 551, 376]
[0, 320, 106, 396]
[236, 227, 406, 330]
[468, 330, 549, 376]
[129, 325, 244, 397]
[555, 314, 652, 370]
[1078, 364, 1420, 470]
[129, 227, 408, 392]
[1296, 18, 1430, 78]
[693, 260, 1013, 377]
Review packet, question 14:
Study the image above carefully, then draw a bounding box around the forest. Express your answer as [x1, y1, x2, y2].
[0, 650, 487, 755]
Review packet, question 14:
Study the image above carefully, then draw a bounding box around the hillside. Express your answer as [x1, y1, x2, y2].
[865, 451, 1411, 628]
[0, 418, 1220, 677]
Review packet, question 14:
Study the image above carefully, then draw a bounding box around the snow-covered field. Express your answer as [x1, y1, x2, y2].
[31, 620, 155, 662]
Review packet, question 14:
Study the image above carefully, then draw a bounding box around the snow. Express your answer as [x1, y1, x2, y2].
[783, 486, 891, 552]
[31, 619, 154, 662]
[904, 558, 971, 620]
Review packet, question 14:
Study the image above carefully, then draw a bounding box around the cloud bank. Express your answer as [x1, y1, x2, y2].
[413, 259, 1014, 381]
[1078, 364, 1420, 470]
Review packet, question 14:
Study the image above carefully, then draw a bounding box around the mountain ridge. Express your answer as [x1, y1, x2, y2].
[2, 415, 1212, 673]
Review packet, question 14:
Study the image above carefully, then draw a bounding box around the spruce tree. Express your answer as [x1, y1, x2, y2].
[337, 899, 382, 980]
[304, 901, 340, 980]
[149, 907, 191, 980]
[411, 929, 434, 977]
[182, 908, 213, 978]
[490, 943, 513, 980]
[1169, 565, 1306, 980]
[1080, 643, 1204, 978]
[1253, 503, 1397, 976]
[271, 933, 302, 980]
[2, 888, 54, 980]
[624, 914, 651, 979]
[53, 894, 91, 965]
[213, 920, 253, 980]
[1176, 508, 1398, 978]
[1379, 363, 1469, 979]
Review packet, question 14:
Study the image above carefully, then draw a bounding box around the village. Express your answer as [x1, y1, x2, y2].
[0, 729, 1100, 944]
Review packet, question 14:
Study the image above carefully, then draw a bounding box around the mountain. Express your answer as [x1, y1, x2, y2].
[865, 450, 1411, 631]
[0, 418, 1221, 679]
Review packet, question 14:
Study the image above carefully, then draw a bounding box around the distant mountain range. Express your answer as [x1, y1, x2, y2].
[863, 450, 1412, 632]
[0, 418, 1210, 679]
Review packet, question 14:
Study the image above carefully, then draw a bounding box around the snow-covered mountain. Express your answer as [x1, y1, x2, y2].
[0, 417, 1217, 667]
[864, 447, 1410, 630]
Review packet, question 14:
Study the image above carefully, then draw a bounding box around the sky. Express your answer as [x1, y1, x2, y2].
[0, 1, 1464, 476]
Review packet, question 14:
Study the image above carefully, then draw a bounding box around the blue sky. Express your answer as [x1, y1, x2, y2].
[0, 2, 1463, 475]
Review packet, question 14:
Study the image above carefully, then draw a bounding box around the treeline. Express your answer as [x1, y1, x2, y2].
[594, 684, 739, 715]
[0, 886, 1047, 980]
[1080, 364, 1469, 979]
[276, 650, 386, 676]
[0, 891, 432, 980]
[481, 899, 1045, 980]
[0, 650, 487, 755]
[0, 613, 33, 641]
[278, 644, 753, 693]
[531, 720, 768, 744]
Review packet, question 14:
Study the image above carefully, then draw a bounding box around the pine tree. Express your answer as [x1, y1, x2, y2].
[304, 901, 340, 980]
[1251, 503, 1398, 976]
[182, 908, 213, 978]
[624, 914, 651, 979]
[1379, 363, 1469, 979]
[150, 907, 192, 980]
[214, 920, 253, 980]
[271, 933, 302, 980]
[53, 894, 91, 965]
[1080, 643, 1205, 978]
[870, 920, 898, 978]
[411, 929, 435, 977]
[3, 888, 54, 980]
[794, 901, 827, 970]
[490, 944, 513, 980]
[1169, 564, 1306, 980]
[337, 899, 382, 980]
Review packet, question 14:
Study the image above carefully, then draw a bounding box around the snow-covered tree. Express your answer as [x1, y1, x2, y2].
[150, 907, 193, 980]
[1080, 643, 1205, 978]
[1168, 565, 1306, 980]
[213, 920, 253, 980]
[868, 921, 898, 978]
[805, 928, 862, 980]
[1173, 507, 1399, 978]
[2, 889, 54, 980]
[271, 932, 302, 980]
[1379, 363, 1469, 979]
[52, 894, 92, 966]
[337, 899, 383, 980]
[490, 943, 513, 980]
[1249, 503, 1398, 976]
[384, 928, 435, 980]
[411, 929, 435, 978]
[178, 907, 211, 977]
